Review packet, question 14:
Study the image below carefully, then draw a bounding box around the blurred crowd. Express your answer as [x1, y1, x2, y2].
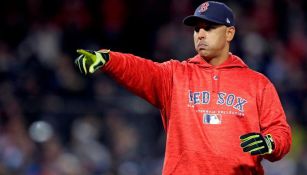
[0, 0, 306, 174]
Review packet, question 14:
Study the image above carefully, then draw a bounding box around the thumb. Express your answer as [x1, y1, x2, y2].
[89, 53, 104, 73]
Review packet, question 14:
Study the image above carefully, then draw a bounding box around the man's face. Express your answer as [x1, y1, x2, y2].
[193, 21, 234, 59]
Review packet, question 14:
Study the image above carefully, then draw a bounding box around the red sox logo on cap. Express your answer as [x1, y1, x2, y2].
[198, 2, 209, 13]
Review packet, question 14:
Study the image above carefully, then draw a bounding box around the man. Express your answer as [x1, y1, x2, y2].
[75, 1, 291, 174]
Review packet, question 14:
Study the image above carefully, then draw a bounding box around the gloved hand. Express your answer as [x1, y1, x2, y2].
[240, 133, 275, 155]
[75, 49, 110, 75]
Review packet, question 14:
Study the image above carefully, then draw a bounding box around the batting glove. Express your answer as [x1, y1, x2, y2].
[240, 133, 275, 155]
[75, 49, 110, 75]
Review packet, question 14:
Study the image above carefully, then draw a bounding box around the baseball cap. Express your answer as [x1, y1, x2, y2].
[183, 1, 235, 27]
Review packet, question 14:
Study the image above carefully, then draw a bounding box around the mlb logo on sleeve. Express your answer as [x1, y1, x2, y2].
[203, 114, 222, 124]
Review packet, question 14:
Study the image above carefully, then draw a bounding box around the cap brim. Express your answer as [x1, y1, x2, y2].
[183, 15, 225, 26]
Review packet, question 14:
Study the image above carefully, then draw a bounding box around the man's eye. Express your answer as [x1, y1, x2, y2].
[194, 25, 216, 32]
[194, 26, 200, 32]
[204, 25, 215, 31]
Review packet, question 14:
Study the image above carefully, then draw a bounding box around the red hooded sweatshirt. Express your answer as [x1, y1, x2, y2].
[102, 51, 291, 175]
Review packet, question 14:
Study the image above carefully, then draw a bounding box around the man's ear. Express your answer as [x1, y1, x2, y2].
[226, 26, 235, 42]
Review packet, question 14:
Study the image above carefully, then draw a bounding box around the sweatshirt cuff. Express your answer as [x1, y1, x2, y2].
[101, 51, 120, 73]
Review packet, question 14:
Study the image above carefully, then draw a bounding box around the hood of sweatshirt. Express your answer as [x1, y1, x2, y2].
[187, 53, 248, 69]
[186, 53, 248, 93]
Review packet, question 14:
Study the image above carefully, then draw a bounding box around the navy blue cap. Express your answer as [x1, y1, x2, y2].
[183, 1, 235, 27]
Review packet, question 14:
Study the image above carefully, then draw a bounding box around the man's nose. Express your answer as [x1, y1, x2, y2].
[197, 28, 207, 40]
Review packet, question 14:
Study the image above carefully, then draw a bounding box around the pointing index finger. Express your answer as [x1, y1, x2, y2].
[77, 49, 94, 57]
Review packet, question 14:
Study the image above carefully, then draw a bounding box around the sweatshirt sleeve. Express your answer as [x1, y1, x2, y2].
[101, 51, 173, 110]
[258, 82, 292, 161]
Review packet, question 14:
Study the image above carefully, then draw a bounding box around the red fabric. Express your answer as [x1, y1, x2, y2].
[103, 51, 292, 175]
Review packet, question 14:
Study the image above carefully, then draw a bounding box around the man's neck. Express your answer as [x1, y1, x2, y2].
[203, 51, 230, 66]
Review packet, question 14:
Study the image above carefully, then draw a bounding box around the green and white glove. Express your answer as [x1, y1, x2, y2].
[240, 133, 275, 155]
[75, 49, 110, 75]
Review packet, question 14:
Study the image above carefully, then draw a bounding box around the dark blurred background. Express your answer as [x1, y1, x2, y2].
[0, 0, 306, 174]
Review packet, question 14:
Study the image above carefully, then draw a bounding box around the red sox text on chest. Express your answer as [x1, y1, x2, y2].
[188, 90, 248, 112]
